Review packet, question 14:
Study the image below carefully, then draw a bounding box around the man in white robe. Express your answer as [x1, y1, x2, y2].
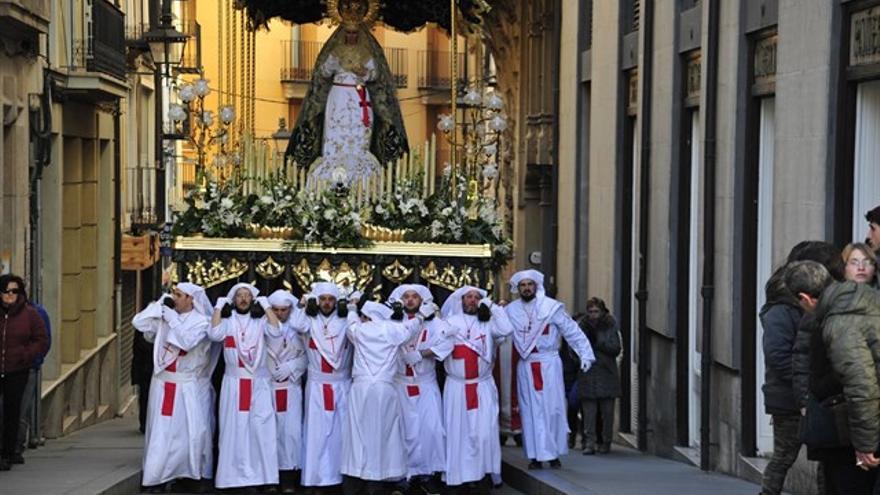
[267, 290, 308, 494]
[207, 283, 283, 489]
[436, 286, 513, 494]
[341, 300, 431, 495]
[388, 284, 451, 495]
[505, 270, 595, 469]
[287, 282, 354, 492]
[132, 282, 217, 492]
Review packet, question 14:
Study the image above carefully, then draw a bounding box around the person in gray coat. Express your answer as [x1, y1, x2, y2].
[576, 297, 621, 455]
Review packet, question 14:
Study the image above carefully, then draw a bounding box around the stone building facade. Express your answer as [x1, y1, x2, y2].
[554, 1, 880, 493]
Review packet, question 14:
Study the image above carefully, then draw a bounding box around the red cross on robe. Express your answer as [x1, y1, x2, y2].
[453, 344, 481, 410]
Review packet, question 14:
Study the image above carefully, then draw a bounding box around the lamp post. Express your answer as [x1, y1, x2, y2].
[145, 0, 188, 293]
[271, 118, 292, 166]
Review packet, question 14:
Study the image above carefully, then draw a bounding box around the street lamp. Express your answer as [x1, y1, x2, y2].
[271, 118, 292, 157]
[144, 2, 189, 76]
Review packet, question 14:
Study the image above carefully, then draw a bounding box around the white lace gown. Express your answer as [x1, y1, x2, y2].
[311, 55, 382, 184]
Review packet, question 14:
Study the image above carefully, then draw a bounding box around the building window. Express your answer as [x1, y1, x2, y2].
[624, 0, 640, 33]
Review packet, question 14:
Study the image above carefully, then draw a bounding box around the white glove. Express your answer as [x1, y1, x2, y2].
[256, 296, 271, 310]
[418, 301, 437, 319]
[479, 297, 494, 308]
[348, 291, 363, 304]
[270, 362, 289, 382]
[580, 360, 592, 373]
[440, 323, 460, 338]
[214, 297, 229, 310]
[402, 350, 422, 365]
[161, 305, 179, 322]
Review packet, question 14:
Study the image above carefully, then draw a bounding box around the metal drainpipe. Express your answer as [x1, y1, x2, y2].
[545, 0, 562, 297]
[636, 0, 655, 452]
[700, 0, 720, 472]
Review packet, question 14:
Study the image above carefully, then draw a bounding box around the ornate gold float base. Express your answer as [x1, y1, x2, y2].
[172, 236, 497, 301]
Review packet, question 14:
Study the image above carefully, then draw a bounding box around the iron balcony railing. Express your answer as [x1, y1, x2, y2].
[417, 50, 465, 91]
[71, 0, 126, 80]
[281, 40, 408, 88]
[177, 20, 201, 74]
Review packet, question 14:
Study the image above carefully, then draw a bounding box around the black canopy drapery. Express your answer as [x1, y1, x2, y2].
[234, 0, 491, 33]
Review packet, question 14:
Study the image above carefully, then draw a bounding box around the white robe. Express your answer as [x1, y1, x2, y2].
[267, 321, 308, 471]
[506, 297, 595, 462]
[288, 308, 353, 487]
[437, 306, 513, 486]
[342, 314, 422, 481]
[395, 315, 452, 478]
[207, 313, 282, 488]
[133, 302, 216, 487]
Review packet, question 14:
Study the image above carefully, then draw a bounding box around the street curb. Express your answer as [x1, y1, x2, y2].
[72, 468, 142, 495]
[501, 456, 590, 495]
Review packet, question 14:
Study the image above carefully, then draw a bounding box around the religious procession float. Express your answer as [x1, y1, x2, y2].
[169, 0, 510, 303]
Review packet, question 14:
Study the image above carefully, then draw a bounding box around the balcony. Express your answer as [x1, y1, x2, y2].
[70, 0, 127, 81]
[177, 21, 202, 74]
[0, 0, 50, 36]
[417, 50, 465, 92]
[280, 40, 408, 99]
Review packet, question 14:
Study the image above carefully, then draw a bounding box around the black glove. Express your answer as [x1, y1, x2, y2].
[220, 303, 233, 318]
[250, 302, 266, 319]
[390, 302, 404, 321]
[337, 299, 349, 318]
[477, 302, 492, 322]
[162, 297, 177, 310]
[305, 298, 319, 317]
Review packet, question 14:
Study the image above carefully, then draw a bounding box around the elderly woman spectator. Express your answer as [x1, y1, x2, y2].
[0, 274, 48, 471]
[576, 297, 621, 455]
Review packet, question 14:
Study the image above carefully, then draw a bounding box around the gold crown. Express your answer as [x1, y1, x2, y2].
[327, 0, 381, 30]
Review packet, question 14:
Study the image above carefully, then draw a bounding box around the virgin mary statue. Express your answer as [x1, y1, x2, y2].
[286, 0, 408, 185]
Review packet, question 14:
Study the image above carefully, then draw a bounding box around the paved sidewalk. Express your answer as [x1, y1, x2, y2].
[0, 416, 142, 495]
[0, 414, 765, 495]
[502, 444, 762, 495]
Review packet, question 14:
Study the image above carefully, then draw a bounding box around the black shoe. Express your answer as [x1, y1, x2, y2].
[6, 454, 23, 465]
[582, 446, 596, 455]
[598, 443, 611, 454]
[549, 459, 561, 469]
[527, 459, 542, 470]
[0, 458, 10, 471]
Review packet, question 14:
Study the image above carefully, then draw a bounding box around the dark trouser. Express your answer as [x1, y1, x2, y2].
[16, 368, 38, 453]
[342, 475, 401, 495]
[567, 401, 581, 443]
[137, 381, 150, 433]
[824, 456, 876, 495]
[1, 369, 30, 458]
[761, 414, 802, 495]
[582, 398, 615, 449]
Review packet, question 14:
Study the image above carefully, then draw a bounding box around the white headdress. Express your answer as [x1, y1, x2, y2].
[361, 300, 393, 321]
[311, 281, 340, 299]
[268, 289, 296, 308]
[226, 282, 259, 302]
[509, 269, 546, 297]
[388, 284, 433, 305]
[176, 282, 212, 317]
[440, 285, 488, 319]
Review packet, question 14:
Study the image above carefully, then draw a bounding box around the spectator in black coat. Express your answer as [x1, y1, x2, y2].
[759, 264, 804, 495]
[576, 298, 621, 455]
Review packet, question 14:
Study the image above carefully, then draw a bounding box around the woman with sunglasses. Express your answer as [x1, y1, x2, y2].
[0, 274, 48, 471]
